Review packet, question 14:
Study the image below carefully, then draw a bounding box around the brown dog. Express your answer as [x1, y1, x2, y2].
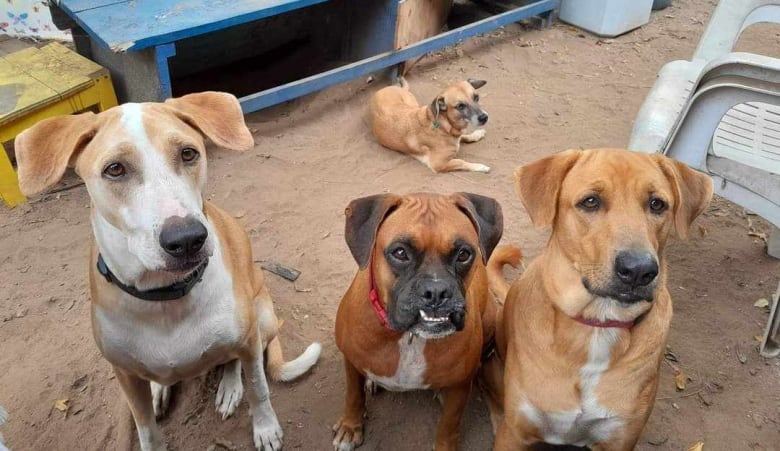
[482, 149, 713, 450]
[15, 92, 321, 451]
[370, 79, 491, 173]
[333, 192, 503, 450]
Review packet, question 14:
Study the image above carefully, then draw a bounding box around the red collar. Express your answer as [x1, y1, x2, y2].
[572, 315, 634, 329]
[368, 254, 393, 330]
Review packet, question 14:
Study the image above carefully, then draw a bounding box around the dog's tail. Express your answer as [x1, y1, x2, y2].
[486, 245, 523, 304]
[266, 336, 322, 382]
[398, 76, 410, 90]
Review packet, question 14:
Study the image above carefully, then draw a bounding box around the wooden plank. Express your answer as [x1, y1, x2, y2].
[0, 57, 59, 124]
[60, 0, 333, 52]
[3, 44, 94, 99]
[64, 0, 130, 13]
[396, 0, 453, 73]
[240, 0, 558, 113]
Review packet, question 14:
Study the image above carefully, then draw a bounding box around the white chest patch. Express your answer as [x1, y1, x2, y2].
[94, 237, 240, 386]
[519, 328, 623, 446]
[365, 333, 429, 391]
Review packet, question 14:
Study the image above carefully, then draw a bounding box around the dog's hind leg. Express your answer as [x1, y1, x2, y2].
[215, 359, 244, 419]
[431, 157, 491, 173]
[115, 368, 166, 451]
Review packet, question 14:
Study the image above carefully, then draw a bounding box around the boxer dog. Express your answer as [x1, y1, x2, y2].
[333, 192, 503, 450]
[370, 78, 491, 173]
[481, 149, 713, 450]
[15, 92, 321, 451]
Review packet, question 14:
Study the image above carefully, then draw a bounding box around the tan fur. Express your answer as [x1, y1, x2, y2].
[485, 245, 523, 303]
[482, 149, 713, 450]
[16, 92, 318, 451]
[334, 193, 498, 451]
[369, 80, 490, 173]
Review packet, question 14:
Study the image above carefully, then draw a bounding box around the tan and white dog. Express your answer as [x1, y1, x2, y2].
[481, 149, 713, 450]
[15, 92, 321, 451]
[370, 78, 491, 173]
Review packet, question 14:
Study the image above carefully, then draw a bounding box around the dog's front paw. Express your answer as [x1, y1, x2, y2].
[150, 382, 171, 419]
[216, 363, 244, 419]
[464, 129, 487, 142]
[253, 417, 283, 451]
[473, 164, 491, 173]
[332, 417, 364, 451]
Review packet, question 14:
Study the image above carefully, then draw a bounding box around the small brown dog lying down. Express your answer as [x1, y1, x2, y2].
[370, 78, 491, 173]
[481, 149, 713, 450]
[333, 192, 503, 450]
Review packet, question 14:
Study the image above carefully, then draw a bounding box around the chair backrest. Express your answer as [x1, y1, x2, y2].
[695, 0, 780, 62]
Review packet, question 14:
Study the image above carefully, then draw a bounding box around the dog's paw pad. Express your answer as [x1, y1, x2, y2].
[215, 368, 244, 420]
[332, 419, 363, 451]
[150, 382, 171, 419]
[253, 418, 283, 451]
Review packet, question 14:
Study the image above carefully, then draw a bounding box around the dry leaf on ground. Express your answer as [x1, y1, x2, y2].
[675, 371, 687, 391]
[54, 398, 69, 413]
[754, 298, 770, 308]
[687, 441, 704, 451]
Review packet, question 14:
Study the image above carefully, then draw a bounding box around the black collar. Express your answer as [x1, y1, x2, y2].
[96, 254, 209, 301]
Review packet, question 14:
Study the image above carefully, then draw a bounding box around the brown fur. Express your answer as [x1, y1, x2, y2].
[369, 79, 491, 173]
[334, 193, 499, 451]
[16, 92, 315, 451]
[482, 149, 713, 450]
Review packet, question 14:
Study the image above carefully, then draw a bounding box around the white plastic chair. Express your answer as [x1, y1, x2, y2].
[629, 0, 780, 356]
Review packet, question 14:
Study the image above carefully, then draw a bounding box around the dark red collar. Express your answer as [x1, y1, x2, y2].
[572, 315, 634, 329]
[368, 254, 393, 330]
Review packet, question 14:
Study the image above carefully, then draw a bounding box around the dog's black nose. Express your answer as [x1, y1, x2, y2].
[159, 216, 208, 258]
[418, 279, 453, 308]
[478, 113, 488, 124]
[614, 250, 658, 288]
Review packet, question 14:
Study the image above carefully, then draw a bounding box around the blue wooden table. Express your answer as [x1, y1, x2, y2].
[58, 0, 558, 113]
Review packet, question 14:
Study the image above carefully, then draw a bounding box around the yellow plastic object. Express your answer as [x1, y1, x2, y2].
[0, 42, 118, 207]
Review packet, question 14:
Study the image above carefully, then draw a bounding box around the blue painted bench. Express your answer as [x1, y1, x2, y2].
[57, 0, 558, 113]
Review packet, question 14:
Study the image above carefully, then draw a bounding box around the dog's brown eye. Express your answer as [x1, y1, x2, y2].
[649, 197, 667, 213]
[181, 147, 199, 163]
[473, 94, 479, 102]
[578, 195, 601, 211]
[391, 247, 409, 261]
[103, 163, 126, 179]
[456, 248, 472, 263]
[456, 102, 466, 110]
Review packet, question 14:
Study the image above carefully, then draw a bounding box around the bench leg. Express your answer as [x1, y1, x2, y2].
[94, 74, 119, 111]
[0, 142, 26, 207]
[768, 225, 780, 259]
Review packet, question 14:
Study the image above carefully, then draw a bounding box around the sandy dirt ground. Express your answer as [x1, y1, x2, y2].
[1, 0, 779, 449]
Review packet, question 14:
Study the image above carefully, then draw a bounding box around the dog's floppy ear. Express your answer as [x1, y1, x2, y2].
[430, 96, 447, 118]
[345, 194, 403, 269]
[15, 112, 99, 196]
[468, 79, 487, 90]
[453, 193, 503, 264]
[164, 91, 254, 151]
[514, 149, 581, 229]
[655, 155, 713, 239]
